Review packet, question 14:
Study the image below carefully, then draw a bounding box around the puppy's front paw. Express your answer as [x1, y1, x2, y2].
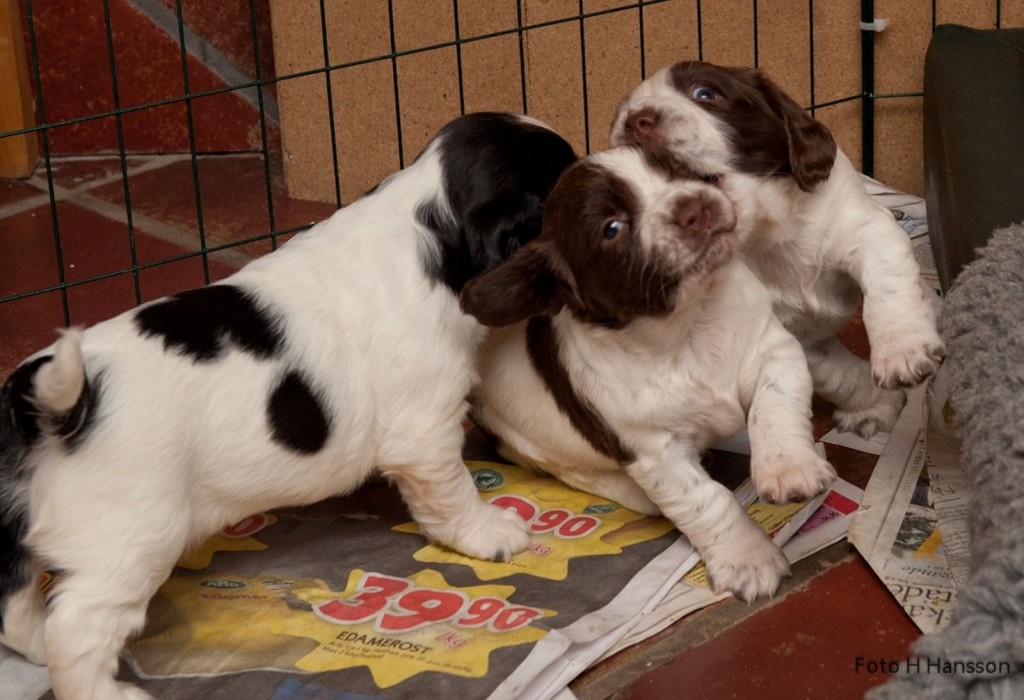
[444, 502, 532, 563]
[871, 327, 945, 389]
[704, 528, 790, 603]
[832, 386, 906, 438]
[752, 452, 836, 505]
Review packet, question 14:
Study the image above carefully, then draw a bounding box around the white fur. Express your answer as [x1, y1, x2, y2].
[610, 65, 945, 437]
[471, 148, 835, 601]
[0, 128, 538, 699]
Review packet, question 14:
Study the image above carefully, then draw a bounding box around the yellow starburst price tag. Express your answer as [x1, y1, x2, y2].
[394, 461, 675, 581]
[177, 513, 277, 570]
[273, 568, 554, 687]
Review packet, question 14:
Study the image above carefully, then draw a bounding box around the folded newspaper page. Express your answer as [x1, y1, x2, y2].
[848, 381, 967, 634]
[599, 476, 864, 659]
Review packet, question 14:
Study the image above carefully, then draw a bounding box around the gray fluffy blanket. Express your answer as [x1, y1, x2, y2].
[870, 223, 1024, 699]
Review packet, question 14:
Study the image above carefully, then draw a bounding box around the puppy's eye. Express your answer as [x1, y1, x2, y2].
[692, 86, 716, 100]
[603, 220, 625, 241]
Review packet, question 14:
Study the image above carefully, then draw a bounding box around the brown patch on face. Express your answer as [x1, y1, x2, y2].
[539, 159, 684, 328]
[667, 61, 837, 191]
[460, 149, 737, 330]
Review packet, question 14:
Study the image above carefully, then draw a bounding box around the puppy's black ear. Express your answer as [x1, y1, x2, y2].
[761, 76, 837, 192]
[460, 241, 564, 327]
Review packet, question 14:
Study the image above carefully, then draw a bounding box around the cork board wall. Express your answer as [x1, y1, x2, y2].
[268, 0, 1024, 203]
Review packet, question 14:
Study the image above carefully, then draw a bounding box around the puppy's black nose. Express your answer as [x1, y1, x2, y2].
[625, 108, 659, 142]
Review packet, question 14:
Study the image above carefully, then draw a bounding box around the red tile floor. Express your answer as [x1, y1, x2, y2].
[0, 155, 921, 699]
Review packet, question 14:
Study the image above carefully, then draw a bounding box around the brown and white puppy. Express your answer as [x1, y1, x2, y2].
[611, 60, 945, 438]
[462, 147, 835, 601]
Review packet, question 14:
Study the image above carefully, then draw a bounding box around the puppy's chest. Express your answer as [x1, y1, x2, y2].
[582, 350, 746, 438]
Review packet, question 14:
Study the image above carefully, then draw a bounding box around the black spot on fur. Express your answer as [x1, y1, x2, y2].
[56, 372, 102, 452]
[135, 285, 284, 362]
[0, 522, 32, 631]
[417, 112, 577, 293]
[526, 316, 635, 464]
[0, 358, 51, 629]
[268, 370, 331, 454]
[3, 356, 52, 444]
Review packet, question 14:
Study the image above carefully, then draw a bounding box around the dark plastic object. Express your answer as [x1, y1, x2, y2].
[923, 24, 1024, 292]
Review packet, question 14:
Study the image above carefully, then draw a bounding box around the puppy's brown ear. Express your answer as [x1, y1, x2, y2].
[460, 241, 564, 327]
[762, 76, 837, 192]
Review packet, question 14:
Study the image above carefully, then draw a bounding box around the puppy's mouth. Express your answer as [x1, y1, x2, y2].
[682, 230, 733, 278]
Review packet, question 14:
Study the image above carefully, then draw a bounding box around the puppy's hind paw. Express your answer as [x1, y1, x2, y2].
[832, 386, 906, 438]
[705, 535, 790, 603]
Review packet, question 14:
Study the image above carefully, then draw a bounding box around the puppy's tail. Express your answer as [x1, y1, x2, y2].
[9, 329, 95, 443]
[33, 329, 87, 415]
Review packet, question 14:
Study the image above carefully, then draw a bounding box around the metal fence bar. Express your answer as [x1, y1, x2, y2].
[753, 0, 760, 67]
[809, 0, 817, 116]
[638, 1, 647, 79]
[386, 0, 405, 169]
[577, 0, 591, 154]
[174, 0, 211, 284]
[249, 0, 279, 251]
[860, 0, 876, 177]
[516, 0, 528, 113]
[20, 0, 69, 325]
[454, 0, 467, 116]
[318, 0, 343, 209]
[101, 0, 143, 304]
[696, 0, 704, 61]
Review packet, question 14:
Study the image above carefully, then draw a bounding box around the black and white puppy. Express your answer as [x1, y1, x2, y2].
[0, 112, 576, 700]
[611, 60, 945, 438]
[462, 146, 835, 602]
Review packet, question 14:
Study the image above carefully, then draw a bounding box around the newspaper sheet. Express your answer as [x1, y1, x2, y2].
[848, 380, 968, 634]
[600, 476, 864, 659]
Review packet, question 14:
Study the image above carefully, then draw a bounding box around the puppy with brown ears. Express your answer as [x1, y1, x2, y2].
[462, 146, 835, 601]
[611, 60, 945, 438]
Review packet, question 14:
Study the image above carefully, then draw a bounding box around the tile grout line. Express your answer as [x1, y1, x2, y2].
[64, 190, 254, 270]
[127, 0, 280, 123]
[2, 154, 257, 272]
[0, 154, 193, 221]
